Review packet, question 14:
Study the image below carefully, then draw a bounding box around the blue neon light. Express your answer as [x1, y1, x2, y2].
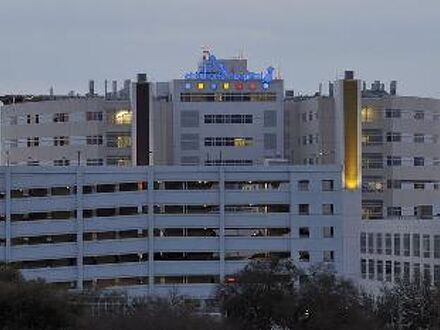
[184, 54, 275, 84]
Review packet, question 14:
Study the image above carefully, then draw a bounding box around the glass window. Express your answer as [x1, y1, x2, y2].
[299, 227, 310, 238]
[376, 233, 383, 254]
[298, 180, 309, 191]
[385, 234, 392, 255]
[321, 180, 334, 191]
[403, 234, 410, 257]
[394, 234, 401, 256]
[360, 232, 366, 253]
[322, 204, 334, 215]
[377, 260, 383, 281]
[423, 235, 430, 258]
[298, 204, 309, 215]
[412, 234, 420, 257]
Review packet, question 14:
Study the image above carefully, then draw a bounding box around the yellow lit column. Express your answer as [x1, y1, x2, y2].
[335, 71, 361, 190]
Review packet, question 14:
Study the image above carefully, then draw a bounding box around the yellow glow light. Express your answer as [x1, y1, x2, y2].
[223, 82, 230, 90]
[197, 82, 205, 90]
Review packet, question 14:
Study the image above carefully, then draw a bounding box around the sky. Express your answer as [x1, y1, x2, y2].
[0, 0, 439, 97]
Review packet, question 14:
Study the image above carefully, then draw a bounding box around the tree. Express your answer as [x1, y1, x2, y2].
[83, 292, 228, 330]
[376, 277, 440, 329]
[0, 264, 84, 330]
[217, 259, 380, 330]
[216, 258, 301, 330]
[296, 268, 379, 330]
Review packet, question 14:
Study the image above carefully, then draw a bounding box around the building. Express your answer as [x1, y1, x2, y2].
[131, 50, 285, 166]
[285, 77, 440, 289]
[0, 86, 132, 167]
[0, 165, 360, 298]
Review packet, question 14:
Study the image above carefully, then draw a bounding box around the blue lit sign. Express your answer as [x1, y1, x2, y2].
[184, 54, 275, 84]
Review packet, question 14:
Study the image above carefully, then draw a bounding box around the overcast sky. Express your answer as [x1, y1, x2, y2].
[0, 0, 439, 97]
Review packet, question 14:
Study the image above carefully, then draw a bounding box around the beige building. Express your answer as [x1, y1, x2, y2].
[0, 96, 132, 166]
[285, 79, 440, 220]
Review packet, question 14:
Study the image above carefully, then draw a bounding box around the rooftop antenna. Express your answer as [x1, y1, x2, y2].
[276, 65, 282, 80]
[201, 45, 211, 60]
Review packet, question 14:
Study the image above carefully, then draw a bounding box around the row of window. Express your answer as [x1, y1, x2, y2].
[204, 137, 253, 147]
[361, 259, 440, 285]
[362, 155, 440, 168]
[19, 135, 131, 148]
[0, 202, 335, 221]
[8, 249, 335, 271]
[10, 110, 132, 125]
[22, 157, 129, 167]
[361, 232, 440, 258]
[180, 92, 277, 102]
[204, 114, 253, 124]
[4, 179, 335, 198]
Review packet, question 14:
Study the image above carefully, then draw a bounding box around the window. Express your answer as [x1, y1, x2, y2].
[385, 108, 401, 118]
[323, 251, 334, 262]
[298, 204, 309, 215]
[386, 132, 401, 142]
[86, 159, 104, 166]
[321, 180, 334, 191]
[323, 226, 334, 238]
[53, 113, 69, 122]
[361, 259, 367, 279]
[109, 110, 132, 125]
[413, 234, 420, 257]
[360, 233, 367, 253]
[414, 157, 424, 166]
[368, 233, 374, 254]
[403, 234, 410, 257]
[385, 261, 392, 282]
[377, 260, 383, 281]
[204, 114, 253, 124]
[385, 234, 392, 255]
[204, 137, 253, 147]
[53, 136, 69, 146]
[368, 259, 375, 280]
[298, 251, 310, 262]
[27, 137, 39, 147]
[414, 134, 425, 143]
[26, 114, 39, 124]
[322, 203, 334, 215]
[423, 235, 430, 258]
[387, 156, 401, 166]
[86, 135, 103, 145]
[299, 227, 310, 238]
[387, 207, 401, 217]
[86, 111, 103, 121]
[53, 159, 70, 166]
[298, 180, 309, 191]
[376, 233, 383, 254]
[414, 111, 424, 120]
[27, 160, 40, 166]
[434, 235, 440, 259]
[394, 234, 401, 256]
[107, 133, 131, 148]
[414, 182, 425, 190]
[394, 262, 401, 282]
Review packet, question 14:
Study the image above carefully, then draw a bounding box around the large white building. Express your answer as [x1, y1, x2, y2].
[0, 165, 360, 298]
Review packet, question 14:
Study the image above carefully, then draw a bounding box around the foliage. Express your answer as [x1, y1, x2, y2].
[83, 292, 227, 330]
[376, 277, 440, 329]
[217, 260, 379, 330]
[0, 264, 84, 330]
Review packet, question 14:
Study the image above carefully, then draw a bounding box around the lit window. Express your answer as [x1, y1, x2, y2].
[113, 110, 132, 125]
[262, 83, 270, 89]
[197, 82, 205, 90]
[235, 82, 244, 90]
[184, 82, 192, 89]
[233, 138, 252, 147]
[210, 83, 218, 90]
[223, 82, 230, 90]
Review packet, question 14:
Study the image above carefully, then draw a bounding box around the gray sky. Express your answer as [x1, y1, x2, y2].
[1, 0, 439, 97]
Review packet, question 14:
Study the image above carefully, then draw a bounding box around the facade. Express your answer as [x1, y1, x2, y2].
[0, 96, 132, 167]
[360, 220, 440, 291]
[285, 79, 440, 221]
[0, 165, 360, 297]
[131, 51, 285, 167]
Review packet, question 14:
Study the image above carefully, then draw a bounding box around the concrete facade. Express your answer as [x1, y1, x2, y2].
[0, 165, 360, 297]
